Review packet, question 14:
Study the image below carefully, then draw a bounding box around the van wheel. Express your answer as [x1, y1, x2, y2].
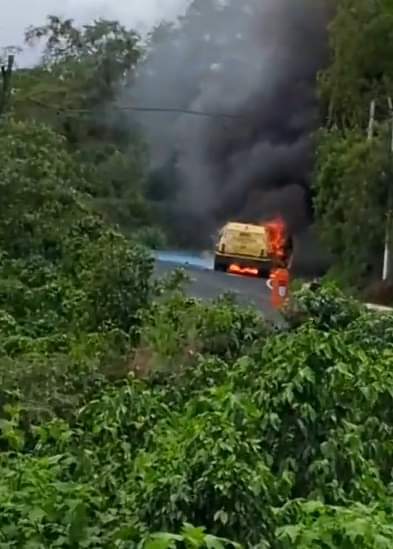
[214, 259, 226, 272]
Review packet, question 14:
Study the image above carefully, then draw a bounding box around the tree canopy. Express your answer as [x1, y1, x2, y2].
[313, 0, 393, 288]
[5, 16, 166, 244]
[320, 0, 393, 128]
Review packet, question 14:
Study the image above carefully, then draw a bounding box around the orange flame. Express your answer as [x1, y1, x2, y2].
[228, 264, 259, 277]
[265, 217, 286, 262]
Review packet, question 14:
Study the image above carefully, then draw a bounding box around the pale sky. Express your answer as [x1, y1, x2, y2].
[1, 0, 190, 65]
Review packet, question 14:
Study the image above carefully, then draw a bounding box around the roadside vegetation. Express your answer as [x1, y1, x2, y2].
[1, 116, 393, 547]
[1, 0, 393, 547]
[314, 0, 393, 296]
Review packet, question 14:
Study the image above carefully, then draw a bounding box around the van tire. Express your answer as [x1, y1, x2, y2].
[214, 258, 227, 272]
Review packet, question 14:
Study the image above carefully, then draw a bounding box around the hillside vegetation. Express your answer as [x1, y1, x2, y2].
[1, 0, 393, 547]
[314, 0, 393, 289]
[0, 118, 393, 547]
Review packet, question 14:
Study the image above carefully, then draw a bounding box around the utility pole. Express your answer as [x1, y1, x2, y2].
[382, 97, 393, 281]
[0, 54, 14, 117]
[367, 99, 376, 140]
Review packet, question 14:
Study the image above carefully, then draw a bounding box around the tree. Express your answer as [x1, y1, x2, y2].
[319, 0, 393, 128]
[9, 17, 159, 239]
[24, 16, 141, 108]
[313, 128, 390, 285]
[0, 118, 90, 258]
[313, 0, 393, 288]
[0, 118, 153, 337]
[13, 16, 141, 144]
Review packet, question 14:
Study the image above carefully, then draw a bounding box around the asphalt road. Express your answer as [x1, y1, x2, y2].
[154, 251, 277, 319]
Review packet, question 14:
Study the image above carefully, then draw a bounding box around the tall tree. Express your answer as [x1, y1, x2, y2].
[320, 0, 393, 128]
[11, 17, 159, 239]
[16, 17, 142, 139]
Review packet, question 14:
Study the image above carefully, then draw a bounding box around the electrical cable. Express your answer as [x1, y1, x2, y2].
[27, 98, 244, 120]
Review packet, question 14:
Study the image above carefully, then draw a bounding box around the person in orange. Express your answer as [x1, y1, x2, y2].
[267, 268, 290, 310]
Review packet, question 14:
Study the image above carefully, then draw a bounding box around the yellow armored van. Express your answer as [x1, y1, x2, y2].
[214, 221, 291, 276]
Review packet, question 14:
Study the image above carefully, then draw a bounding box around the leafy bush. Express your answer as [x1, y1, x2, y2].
[139, 292, 270, 367]
[0, 120, 154, 433]
[276, 500, 393, 548]
[133, 225, 168, 250]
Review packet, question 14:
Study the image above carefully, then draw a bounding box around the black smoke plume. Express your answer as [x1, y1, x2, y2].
[130, 0, 329, 246]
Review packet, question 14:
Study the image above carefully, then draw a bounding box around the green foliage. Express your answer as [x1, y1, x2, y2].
[0, 119, 153, 333]
[285, 281, 363, 330]
[0, 118, 87, 256]
[76, 136, 153, 235]
[1, 261, 393, 547]
[129, 399, 282, 545]
[23, 15, 141, 108]
[314, 0, 393, 289]
[133, 226, 169, 250]
[277, 500, 393, 548]
[143, 524, 239, 549]
[0, 117, 154, 429]
[312, 126, 390, 285]
[320, 0, 393, 128]
[10, 16, 161, 240]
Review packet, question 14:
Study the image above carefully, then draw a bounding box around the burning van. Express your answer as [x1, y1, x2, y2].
[213, 219, 293, 277]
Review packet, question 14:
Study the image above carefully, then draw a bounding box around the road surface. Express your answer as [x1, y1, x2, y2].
[154, 251, 277, 319]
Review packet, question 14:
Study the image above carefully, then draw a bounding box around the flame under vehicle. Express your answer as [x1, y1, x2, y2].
[213, 220, 292, 277]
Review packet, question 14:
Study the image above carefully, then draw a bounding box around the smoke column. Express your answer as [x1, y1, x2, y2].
[129, 0, 329, 246]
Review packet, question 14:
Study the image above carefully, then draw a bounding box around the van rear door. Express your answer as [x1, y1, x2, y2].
[225, 227, 268, 257]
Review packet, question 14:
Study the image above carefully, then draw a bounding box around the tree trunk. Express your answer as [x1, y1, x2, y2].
[0, 55, 14, 116]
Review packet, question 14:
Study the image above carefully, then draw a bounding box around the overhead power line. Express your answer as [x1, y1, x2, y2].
[27, 98, 244, 120]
